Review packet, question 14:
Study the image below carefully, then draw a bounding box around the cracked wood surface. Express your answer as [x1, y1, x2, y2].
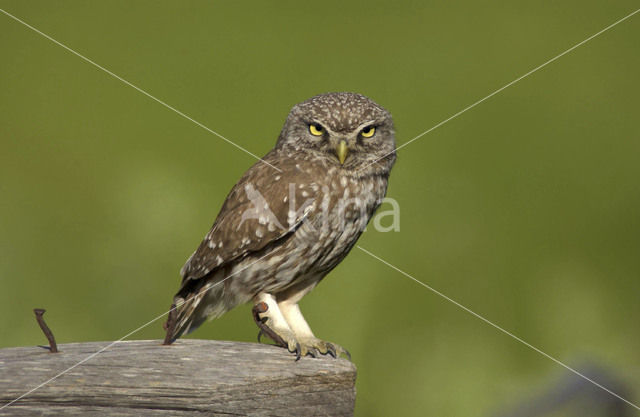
[0, 339, 356, 416]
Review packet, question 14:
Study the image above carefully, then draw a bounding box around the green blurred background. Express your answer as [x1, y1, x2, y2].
[1, 1, 639, 415]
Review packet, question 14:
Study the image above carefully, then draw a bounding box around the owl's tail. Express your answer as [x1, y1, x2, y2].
[163, 273, 231, 345]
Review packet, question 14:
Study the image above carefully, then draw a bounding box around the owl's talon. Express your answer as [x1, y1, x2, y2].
[292, 337, 350, 360]
[325, 343, 337, 358]
[320, 340, 350, 360]
[293, 343, 302, 361]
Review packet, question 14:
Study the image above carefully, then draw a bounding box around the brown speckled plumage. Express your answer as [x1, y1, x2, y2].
[166, 93, 396, 356]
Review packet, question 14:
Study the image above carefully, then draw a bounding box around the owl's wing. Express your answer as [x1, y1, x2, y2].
[179, 155, 318, 284]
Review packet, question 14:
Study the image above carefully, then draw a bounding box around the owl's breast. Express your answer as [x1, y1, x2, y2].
[289, 170, 389, 273]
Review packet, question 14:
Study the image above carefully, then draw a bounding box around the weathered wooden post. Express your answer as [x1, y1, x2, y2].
[0, 340, 357, 416]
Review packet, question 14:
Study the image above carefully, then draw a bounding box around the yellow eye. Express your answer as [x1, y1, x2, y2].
[309, 123, 324, 136]
[361, 126, 376, 138]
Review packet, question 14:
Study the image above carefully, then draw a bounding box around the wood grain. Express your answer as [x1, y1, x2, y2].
[0, 339, 356, 416]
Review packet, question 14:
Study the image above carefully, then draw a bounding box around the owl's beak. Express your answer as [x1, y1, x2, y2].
[336, 140, 348, 165]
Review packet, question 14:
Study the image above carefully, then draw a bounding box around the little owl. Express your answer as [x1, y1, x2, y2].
[164, 92, 396, 359]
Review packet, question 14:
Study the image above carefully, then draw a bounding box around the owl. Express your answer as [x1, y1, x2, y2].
[164, 92, 396, 359]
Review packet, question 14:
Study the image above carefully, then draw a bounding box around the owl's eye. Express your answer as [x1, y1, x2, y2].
[361, 126, 376, 138]
[309, 123, 324, 136]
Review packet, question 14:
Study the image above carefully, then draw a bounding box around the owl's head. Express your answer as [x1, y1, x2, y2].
[276, 92, 396, 174]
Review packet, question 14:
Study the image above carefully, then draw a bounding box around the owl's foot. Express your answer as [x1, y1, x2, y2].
[252, 302, 350, 360]
[252, 302, 302, 359]
[252, 302, 288, 348]
[295, 336, 351, 360]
